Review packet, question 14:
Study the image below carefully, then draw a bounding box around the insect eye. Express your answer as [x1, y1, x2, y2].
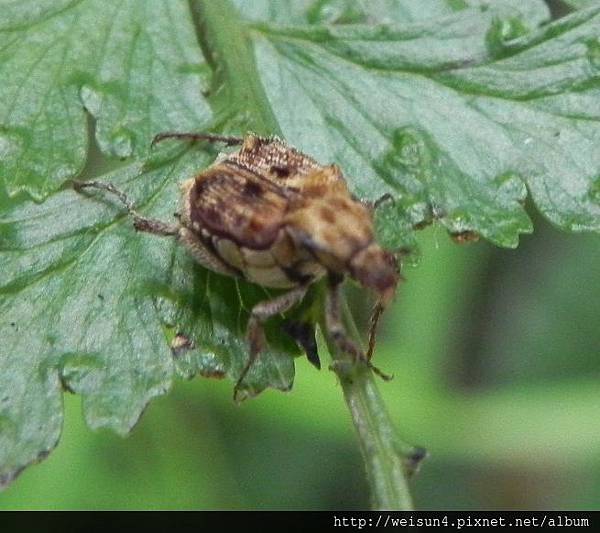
[270, 165, 291, 178]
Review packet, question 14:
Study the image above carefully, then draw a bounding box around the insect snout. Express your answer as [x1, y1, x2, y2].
[348, 244, 399, 306]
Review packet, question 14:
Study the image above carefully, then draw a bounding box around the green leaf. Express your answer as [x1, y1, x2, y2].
[236, 6, 600, 246]
[0, 151, 296, 487]
[0, 0, 211, 199]
[562, 0, 599, 10]
[1, 0, 600, 488]
[232, 0, 550, 25]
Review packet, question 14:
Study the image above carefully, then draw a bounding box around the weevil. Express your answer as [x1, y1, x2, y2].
[74, 133, 400, 399]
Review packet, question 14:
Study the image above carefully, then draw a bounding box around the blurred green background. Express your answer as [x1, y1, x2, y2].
[1, 212, 598, 509]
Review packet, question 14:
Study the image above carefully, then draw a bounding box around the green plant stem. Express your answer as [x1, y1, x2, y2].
[190, 0, 281, 135]
[322, 296, 417, 510]
[193, 0, 419, 510]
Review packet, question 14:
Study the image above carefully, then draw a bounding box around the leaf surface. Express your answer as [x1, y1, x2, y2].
[0, 0, 211, 199]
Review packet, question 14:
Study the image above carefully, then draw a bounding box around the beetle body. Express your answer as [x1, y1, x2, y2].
[75, 133, 398, 399]
[178, 134, 398, 303]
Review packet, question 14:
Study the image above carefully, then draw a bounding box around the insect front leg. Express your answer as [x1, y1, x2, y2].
[73, 180, 180, 237]
[324, 274, 363, 360]
[366, 300, 384, 361]
[235, 284, 310, 401]
[373, 193, 395, 210]
[360, 193, 395, 212]
[325, 274, 392, 381]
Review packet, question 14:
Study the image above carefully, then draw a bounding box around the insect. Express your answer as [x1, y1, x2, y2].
[74, 132, 400, 399]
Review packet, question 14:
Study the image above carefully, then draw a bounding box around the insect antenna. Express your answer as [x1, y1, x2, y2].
[151, 132, 244, 148]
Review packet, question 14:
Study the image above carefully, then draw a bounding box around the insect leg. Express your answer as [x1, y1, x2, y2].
[366, 300, 384, 361]
[234, 284, 309, 401]
[373, 193, 394, 209]
[325, 274, 363, 359]
[73, 180, 179, 236]
[151, 132, 244, 148]
[325, 274, 392, 381]
[361, 193, 395, 212]
[178, 227, 240, 278]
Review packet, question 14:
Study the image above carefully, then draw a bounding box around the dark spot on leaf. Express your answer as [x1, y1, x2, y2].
[450, 231, 480, 244]
[170, 333, 195, 358]
[395, 246, 415, 258]
[408, 446, 428, 464]
[413, 220, 430, 230]
[59, 373, 75, 394]
[37, 450, 50, 461]
[199, 368, 226, 379]
[404, 446, 428, 477]
[97, 294, 104, 300]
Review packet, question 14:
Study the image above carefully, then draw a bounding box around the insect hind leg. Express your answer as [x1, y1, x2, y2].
[234, 284, 309, 402]
[73, 180, 179, 237]
[325, 275, 392, 381]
